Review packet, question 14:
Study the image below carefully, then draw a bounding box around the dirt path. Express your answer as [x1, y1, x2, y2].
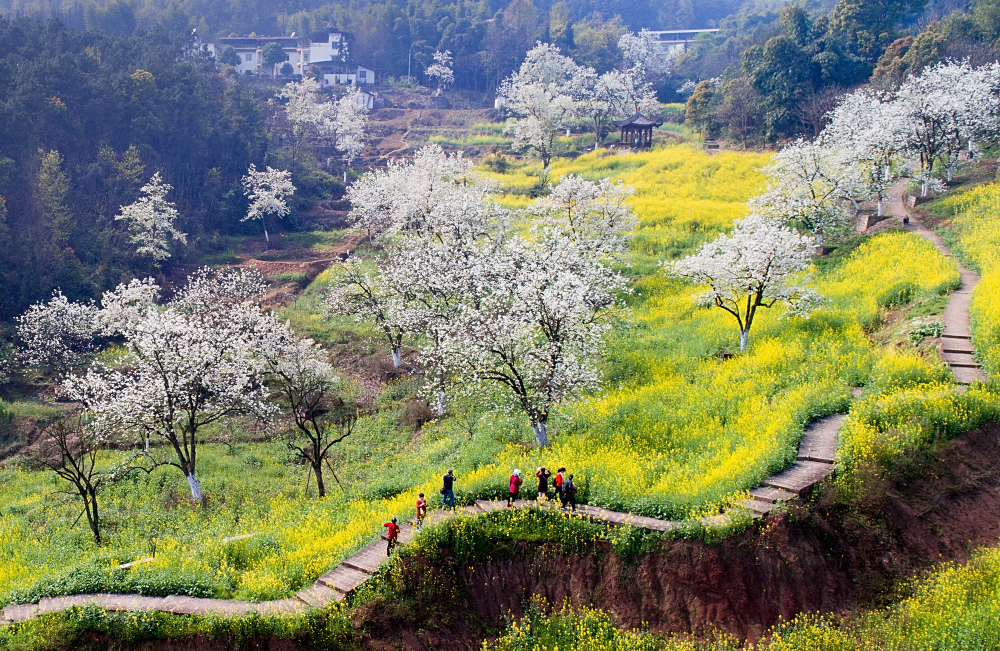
[887, 180, 989, 384]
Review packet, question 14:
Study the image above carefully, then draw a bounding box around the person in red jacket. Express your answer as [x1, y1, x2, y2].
[415, 493, 427, 531]
[554, 467, 566, 506]
[383, 517, 400, 556]
[507, 468, 523, 507]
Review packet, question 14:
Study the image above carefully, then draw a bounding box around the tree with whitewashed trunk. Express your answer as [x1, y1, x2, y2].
[60, 268, 279, 503]
[434, 175, 635, 446]
[325, 259, 408, 367]
[242, 165, 295, 245]
[749, 139, 854, 245]
[333, 86, 369, 164]
[892, 61, 996, 194]
[263, 334, 355, 498]
[665, 215, 823, 353]
[425, 50, 455, 89]
[499, 43, 581, 168]
[821, 89, 905, 218]
[16, 290, 101, 375]
[114, 173, 186, 264]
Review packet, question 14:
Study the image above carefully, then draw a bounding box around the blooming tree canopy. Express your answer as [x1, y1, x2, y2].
[749, 139, 855, 243]
[499, 43, 582, 168]
[425, 50, 455, 89]
[277, 80, 337, 139]
[618, 29, 670, 80]
[16, 290, 101, 374]
[665, 215, 822, 352]
[333, 86, 369, 163]
[114, 173, 187, 263]
[242, 165, 295, 244]
[60, 267, 280, 503]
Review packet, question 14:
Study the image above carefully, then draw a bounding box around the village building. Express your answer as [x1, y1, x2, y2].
[209, 29, 376, 84]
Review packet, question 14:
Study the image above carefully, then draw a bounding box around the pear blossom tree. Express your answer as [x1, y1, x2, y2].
[665, 215, 823, 352]
[499, 43, 582, 168]
[115, 173, 187, 264]
[17, 290, 101, 375]
[618, 29, 671, 81]
[749, 139, 855, 244]
[822, 89, 904, 218]
[60, 268, 281, 503]
[576, 68, 660, 148]
[325, 259, 407, 367]
[333, 86, 369, 164]
[425, 50, 455, 89]
[893, 61, 995, 193]
[278, 80, 337, 140]
[242, 165, 295, 245]
[436, 175, 635, 446]
[264, 335, 354, 498]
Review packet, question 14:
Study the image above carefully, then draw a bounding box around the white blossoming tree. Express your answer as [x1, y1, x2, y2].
[61, 268, 280, 503]
[822, 89, 905, 218]
[425, 50, 455, 89]
[749, 139, 855, 244]
[665, 215, 823, 352]
[325, 259, 408, 367]
[16, 290, 101, 375]
[618, 29, 670, 80]
[499, 43, 582, 168]
[115, 173, 187, 264]
[264, 335, 354, 498]
[242, 165, 295, 244]
[334, 86, 369, 164]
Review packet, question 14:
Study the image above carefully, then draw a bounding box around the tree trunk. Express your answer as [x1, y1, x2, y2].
[85, 488, 100, 545]
[739, 329, 749, 353]
[921, 182, 928, 198]
[186, 473, 202, 502]
[435, 389, 446, 417]
[391, 347, 402, 368]
[947, 168, 953, 182]
[263, 220, 270, 245]
[877, 199, 883, 217]
[531, 420, 548, 447]
[314, 461, 326, 498]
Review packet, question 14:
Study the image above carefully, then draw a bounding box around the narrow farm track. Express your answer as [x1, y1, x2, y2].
[888, 180, 990, 384]
[0, 414, 844, 623]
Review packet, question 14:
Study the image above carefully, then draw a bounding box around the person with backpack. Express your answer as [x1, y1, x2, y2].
[554, 467, 566, 507]
[441, 468, 456, 510]
[535, 467, 551, 501]
[415, 493, 427, 530]
[507, 469, 523, 507]
[564, 475, 578, 512]
[383, 517, 400, 556]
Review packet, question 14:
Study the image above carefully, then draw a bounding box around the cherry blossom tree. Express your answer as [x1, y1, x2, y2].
[115, 173, 187, 264]
[499, 43, 582, 168]
[61, 268, 280, 503]
[749, 139, 855, 244]
[17, 290, 100, 374]
[242, 165, 295, 244]
[425, 50, 455, 89]
[665, 215, 823, 352]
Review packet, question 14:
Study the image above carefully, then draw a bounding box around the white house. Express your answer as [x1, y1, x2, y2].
[211, 30, 376, 84]
[209, 36, 303, 76]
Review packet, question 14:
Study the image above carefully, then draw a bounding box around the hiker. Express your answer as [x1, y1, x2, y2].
[554, 467, 566, 507]
[564, 475, 578, 512]
[441, 468, 456, 510]
[415, 493, 427, 530]
[507, 468, 523, 507]
[535, 467, 551, 501]
[383, 517, 400, 556]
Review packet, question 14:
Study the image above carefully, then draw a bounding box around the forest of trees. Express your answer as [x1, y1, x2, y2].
[0, 18, 272, 320]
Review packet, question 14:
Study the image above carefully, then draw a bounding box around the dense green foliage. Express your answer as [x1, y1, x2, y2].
[0, 18, 272, 318]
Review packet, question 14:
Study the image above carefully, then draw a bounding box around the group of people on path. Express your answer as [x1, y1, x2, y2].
[382, 466, 579, 556]
[509, 466, 577, 511]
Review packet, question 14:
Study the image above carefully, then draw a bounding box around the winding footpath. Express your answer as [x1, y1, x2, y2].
[887, 181, 989, 384]
[7, 184, 986, 625]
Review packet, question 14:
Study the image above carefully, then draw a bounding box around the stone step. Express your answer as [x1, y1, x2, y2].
[943, 350, 980, 367]
[735, 498, 779, 517]
[942, 338, 974, 353]
[2, 604, 37, 623]
[253, 599, 309, 615]
[294, 583, 338, 608]
[381, 524, 415, 545]
[952, 365, 990, 384]
[796, 414, 843, 463]
[761, 460, 834, 496]
[941, 333, 972, 341]
[748, 486, 798, 504]
[317, 564, 371, 595]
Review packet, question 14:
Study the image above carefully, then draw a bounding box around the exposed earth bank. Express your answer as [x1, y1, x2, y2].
[81, 423, 1000, 650]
